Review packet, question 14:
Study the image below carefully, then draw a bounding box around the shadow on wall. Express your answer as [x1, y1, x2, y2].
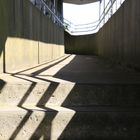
[0, 0, 64, 73]
[65, 0, 140, 70]
[1, 55, 139, 139]
[64, 31, 98, 55]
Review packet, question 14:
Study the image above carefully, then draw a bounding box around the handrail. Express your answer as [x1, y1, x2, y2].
[74, 20, 99, 26]
[41, 0, 64, 26]
[96, 0, 116, 29]
[66, 0, 114, 33]
[64, 0, 126, 35]
[30, 0, 125, 35]
[30, 0, 65, 28]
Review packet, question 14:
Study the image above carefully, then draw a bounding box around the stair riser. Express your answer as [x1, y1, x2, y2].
[0, 111, 140, 140]
[0, 84, 140, 106]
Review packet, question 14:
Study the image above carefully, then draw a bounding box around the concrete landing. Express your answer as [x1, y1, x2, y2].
[0, 55, 140, 140]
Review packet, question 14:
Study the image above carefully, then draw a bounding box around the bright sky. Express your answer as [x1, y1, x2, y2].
[63, 0, 124, 35]
[63, 2, 100, 25]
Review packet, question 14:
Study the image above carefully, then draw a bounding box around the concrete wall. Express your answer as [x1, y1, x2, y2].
[65, 0, 140, 69]
[97, 0, 140, 69]
[65, 32, 97, 55]
[0, 0, 64, 73]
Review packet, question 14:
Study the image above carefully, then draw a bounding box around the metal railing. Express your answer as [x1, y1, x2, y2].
[30, 0, 64, 28]
[64, 0, 126, 35]
[30, 0, 126, 35]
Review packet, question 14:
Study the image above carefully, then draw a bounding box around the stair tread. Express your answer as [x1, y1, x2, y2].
[1, 55, 140, 84]
[0, 105, 140, 112]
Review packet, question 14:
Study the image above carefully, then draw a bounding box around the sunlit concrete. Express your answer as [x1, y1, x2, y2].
[1, 54, 140, 107]
[0, 0, 140, 139]
[5, 37, 64, 73]
[0, 55, 140, 139]
[51, 109, 75, 140]
[0, 0, 64, 73]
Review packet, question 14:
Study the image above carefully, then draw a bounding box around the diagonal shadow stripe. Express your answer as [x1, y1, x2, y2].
[8, 54, 75, 139]
[0, 79, 6, 94]
[9, 83, 36, 140]
[29, 82, 59, 139]
[31, 55, 71, 76]
[9, 72, 60, 139]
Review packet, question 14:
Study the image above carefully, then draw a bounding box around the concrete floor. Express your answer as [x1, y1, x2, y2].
[0, 55, 140, 140]
[1, 54, 140, 84]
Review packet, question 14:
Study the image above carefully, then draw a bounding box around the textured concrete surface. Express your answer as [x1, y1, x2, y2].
[65, 31, 97, 55]
[0, 55, 140, 139]
[97, 0, 140, 69]
[1, 0, 140, 138]
[0, 0, 64, 73]
[0, 109, 140, 140]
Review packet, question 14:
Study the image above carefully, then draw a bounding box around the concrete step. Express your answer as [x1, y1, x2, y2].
[1, 55, 140, 139]
[1, 83, 140, 107]
[0, 106, 140, 140]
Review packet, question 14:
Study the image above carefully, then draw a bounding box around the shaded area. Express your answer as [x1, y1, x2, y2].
[58, 112, 140, 140]
[60, 84, 140, 107]
[0, 79, 6, 94]
[0, 0, 63, 45]
[53, 55, 140, 139]
[65, 31, 97, 55]
[54, 55, 140, 84]
[5, 55, 140, 139]
[97, 0, 140, 70]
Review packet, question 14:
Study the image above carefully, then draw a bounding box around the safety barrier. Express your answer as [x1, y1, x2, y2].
[30, 0, 64, 27]
[64, 0, 126, 35]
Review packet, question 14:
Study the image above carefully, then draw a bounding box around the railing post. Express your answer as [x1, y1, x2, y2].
[120, 0, 122, 5]
[53, 0, 56, 23]
[99, 0, 101, 28]
[110, 0, 113, 16]
[103, 0, 105, 24]
[116, 0, 118, 11]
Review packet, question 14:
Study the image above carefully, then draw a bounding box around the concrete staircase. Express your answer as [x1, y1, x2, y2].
[0, 55, 140, 140]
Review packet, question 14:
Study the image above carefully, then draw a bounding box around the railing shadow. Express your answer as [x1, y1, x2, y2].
[30, 82, 59, 140]
[0, 79, 6, 93]
[52, 56, 140, 139]
[9, 72, 58, 139]
[8, 55, 73, 139]
[10, 80, 59, 140]
[4, 54, 140, 139]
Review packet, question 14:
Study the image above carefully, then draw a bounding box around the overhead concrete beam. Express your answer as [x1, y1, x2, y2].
[63, 0, 99, 5]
